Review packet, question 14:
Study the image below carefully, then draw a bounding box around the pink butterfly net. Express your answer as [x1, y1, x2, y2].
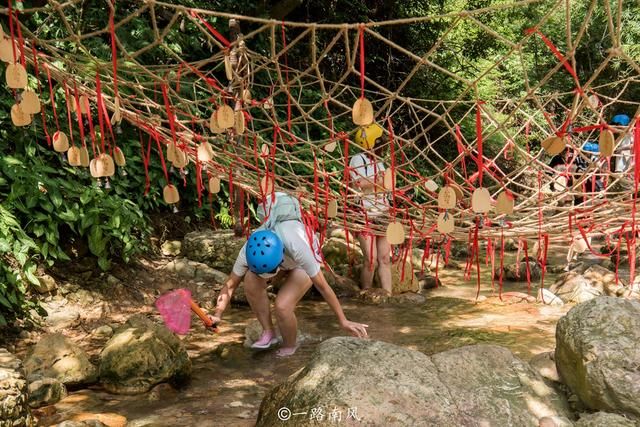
[155, 288, 193, 335]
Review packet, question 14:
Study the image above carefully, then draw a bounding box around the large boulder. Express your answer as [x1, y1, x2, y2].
[0, 348, 33, 427]
[555, 297, 640, 417]
[575, 412, 636, 427]
[28, 377, 66, 408]
[99, 315, 191, 394]
[548, 270, 604, 303]
[182, 230, 245, 272]
[163, 258, 228, 283]
[582, 265, 624, 296]
[23, 334, 97, 387]
[499, 259, 542, 282]
[321, 237, 363, 276]
[388, 259, 419, 294]
[257, 338, 570, 426]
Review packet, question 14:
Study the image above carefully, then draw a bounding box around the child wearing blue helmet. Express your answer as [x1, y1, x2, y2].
[208, 192, 369, 357]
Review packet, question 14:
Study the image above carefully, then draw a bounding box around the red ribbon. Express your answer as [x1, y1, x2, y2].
[476, 102, 484, 187]
[359, 25, 365, 98]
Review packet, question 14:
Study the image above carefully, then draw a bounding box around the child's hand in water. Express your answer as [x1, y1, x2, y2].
[208, 315, 222, 327]
[340, 320, 369, 338]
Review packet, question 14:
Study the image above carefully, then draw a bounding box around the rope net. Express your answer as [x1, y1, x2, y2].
[3, 0, 640, 257]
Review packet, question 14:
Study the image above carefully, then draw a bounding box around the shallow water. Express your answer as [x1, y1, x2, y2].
[37, 247, 588, 426]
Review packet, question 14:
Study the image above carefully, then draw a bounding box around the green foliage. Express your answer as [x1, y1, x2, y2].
[0, 204, 41, 326]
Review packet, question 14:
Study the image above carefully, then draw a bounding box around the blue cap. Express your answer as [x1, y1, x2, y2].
[611, 114, 630, 126]
[583, 141, 599, 153]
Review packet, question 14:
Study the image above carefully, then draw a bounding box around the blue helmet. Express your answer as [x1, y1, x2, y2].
[611, 114, 630, 126]
[583, 141, 599, 153]
[246, 230, 284, 275]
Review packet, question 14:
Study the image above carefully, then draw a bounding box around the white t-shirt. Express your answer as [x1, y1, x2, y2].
[615, 134, 634, 173]
[349, 152, 388, 215]
[232, 220, 322, 278]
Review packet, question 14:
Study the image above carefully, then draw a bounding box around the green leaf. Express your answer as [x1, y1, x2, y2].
[0, 294, 12, 309]
[49, 189, 63, 209]
[33, 224, 45, 237]
[88, 225, 106, 256]
[0, 239, 10, 253]
[97, 256, 111, 271]
[80, 190, 92, 205]
[24, 269, 39, 286]
[41, 242, 49, 258]
[58, 209, 78, 222]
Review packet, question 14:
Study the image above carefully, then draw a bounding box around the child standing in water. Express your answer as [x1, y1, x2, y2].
[208, 192, 369, 357]
[349, 123, 393, 294]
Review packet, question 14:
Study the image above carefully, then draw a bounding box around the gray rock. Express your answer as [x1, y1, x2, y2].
[324, 272, 359, 298]
[556, 297, 640, 416]
[0, 348, 33, 427]
[257, 338, 571, 426]
[321, 237, 363, 269]
[389, 292, 426, 305]
[549, 271, 604, 303]
[163, 258, 196, 279]
[529, 351, 561, 383]
[24, 334, 97, 387]
[575, 412, 637, 427]
[182, 230, 246, 272]
[99, 315, 191, 394]
[500, 260, 542, 282]
[33, 274, 57, 294]
[537, 288, 564, 306]
[538, 416, 574, 427]
[28, 377, 67, 408]
[161, 240, 182, 257]
[582, 265, 623, 297]
[91, 325, 113, 339]
[43, 304, 80, 329]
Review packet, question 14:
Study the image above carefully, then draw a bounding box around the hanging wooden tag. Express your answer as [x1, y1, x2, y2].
[6, 63, 27, 89]
[78, 95, 90, 115]
[209, 112, 223, 134]
[386, 221, 405, 245]
[324, 141, 337, 153]
[438, 186, 457, 210]
[263, 97, 274, 110]
[383, 169, 394, 191]
[327, 199, 338, 218]
[10, 103, 31, 127]
[52, 131, 69, 153]
[0, 38, 17, 63]
[495, 191, 514, 215]
[166, 142, 176, 163]
[352, 97, 373, 126]
[260, 175, 274, 195]
[89, 158, 101, 178]
[224, 53, 233, 81]
[216, 105, 235, 129]
[98, 153, 115, 177]
[79, 146, 90, 167]
[172, 149, 189, 169]
[260, 143, 270, 157]
[67, 146, 81, 166]
[599, 129, 614, 157]
[587, 94, 600, 108]
[437, 212, 455, 234]
[20, 90, 40, 114]
[471, 187, 492, 213]
[242, 89, 252, 103]
[234, 110, 246, 135]
[541, 136, 566, 156]
[197, 142, 214, 163]
[425, 179, 438, 192]
[114, 147, 126, 167]
[163, 184, 180, 204]
[208, 177, 221, 194]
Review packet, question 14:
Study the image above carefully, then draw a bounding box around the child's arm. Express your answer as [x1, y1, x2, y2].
[210, 273, 243, 322]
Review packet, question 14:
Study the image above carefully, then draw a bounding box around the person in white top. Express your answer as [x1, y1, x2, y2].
[349, 123, 393, 294]
[611, 114, 633, 175]
[208, 192, 368, 357]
